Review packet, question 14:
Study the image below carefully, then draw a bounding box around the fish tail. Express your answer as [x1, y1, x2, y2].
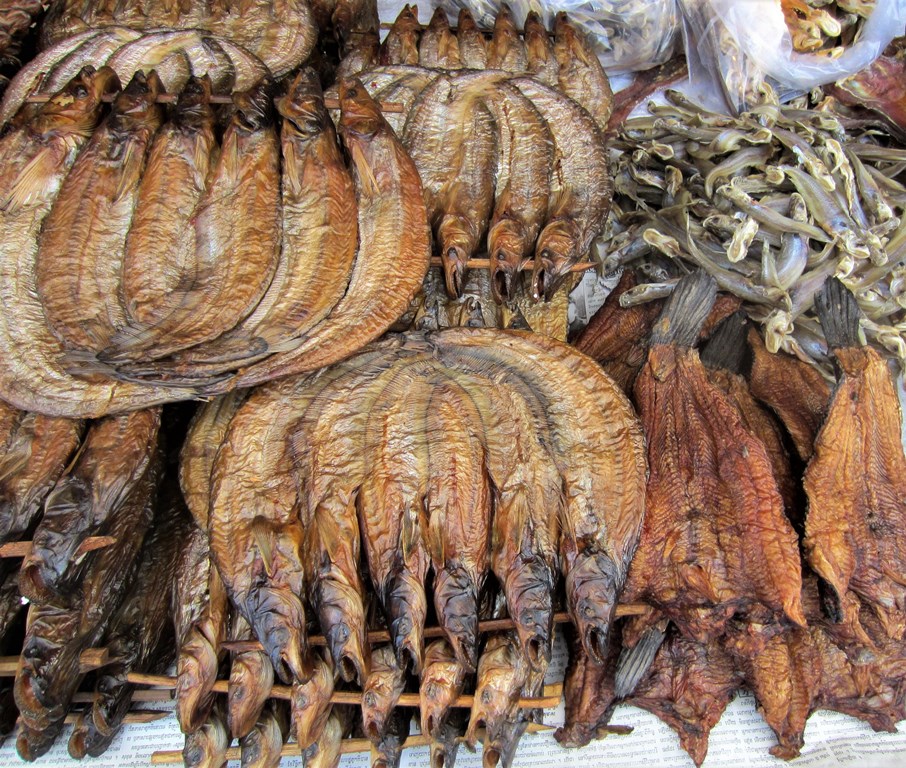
[815, 277, 863, 350]
[700, 310, 751, 376]
[613, 622, 668, 698]
[649, 270, 718, 347]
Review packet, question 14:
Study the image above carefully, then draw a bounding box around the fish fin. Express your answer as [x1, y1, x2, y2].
[221, 131, 241, 184]
[192, 137, 211, 192]
[113, 141, 141, 203]
[350, 142, 379, 196]
[0, 444, 30, 483]
[700, 310, 752, 376]
[282, 140, 303, 198]
[815, 277, 863, 350]
[251, 516, 275, 577]
[613, 621, 668, 698]
[649, 270, 717, 347]
[0, 146, 63, 211]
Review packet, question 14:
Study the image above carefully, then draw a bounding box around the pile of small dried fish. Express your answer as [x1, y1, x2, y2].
[40, 0, 316, 77]
[781, 0, 878, 55]
[601, 90, 906, 375]
[188, 327, 646, 765]
[339, 5, 614, 302]
[0, 66, 429, 418]
[562, 271, 906, 765]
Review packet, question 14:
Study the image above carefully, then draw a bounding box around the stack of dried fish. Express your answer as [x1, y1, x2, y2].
[601, 90, 906, 375]
[0, 0, 45, 93]
[562, 271, 906, 765]
[338, 5, 614, 303]
[180, 327, 646, 765]
[0, 66, 429, 419]
[0, 27, 269, 125]
[40, 0, 316, 77]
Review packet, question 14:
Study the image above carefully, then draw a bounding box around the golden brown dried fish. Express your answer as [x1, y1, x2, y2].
[40, 27, 143, 96]
[0, 68, 197, 418]
[239, 702, 289, 768]
[419, 7, 460, 69]
[487, 4, 527, 73]
[362, 644, 406, 744]
[218, 78, 429, 391]
[554, 13, 613, 131]
[120, 76, 217, 329]
[36, 70, 164, 353]
[228, 614, 274, 741]
[104, 77, 281, 364]
[424, 383, 491, 671]
[419, 639, 468, 753]
[403, 71, 498, 299]
[380, 4, 420, 66]
[457, 8, 488, 69]
[524, 10, 558, 86]
[512, 76, 611, 301]
[804, 278, 906, 643]
[183, 700, 229, 768]
[0, 413, 84, 546]
[169, 69, 357, 373]
[291, 650, 334, 751]
[20, 407, 161, 605]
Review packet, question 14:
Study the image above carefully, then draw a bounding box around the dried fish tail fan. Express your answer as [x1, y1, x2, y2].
[649, 270, 718, 348]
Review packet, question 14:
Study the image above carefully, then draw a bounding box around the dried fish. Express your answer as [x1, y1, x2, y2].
[362, 644, 406, 744]
[419, 7, 460, 69]
[457, 8, 488, 69]
[553, 12, 613, 131]
[291, 650, 334, 750]
[487, 4, 527, 73]
[380, 5, 420, 66]
[523, 11, 558, 87]
[228, 614, 274, 741]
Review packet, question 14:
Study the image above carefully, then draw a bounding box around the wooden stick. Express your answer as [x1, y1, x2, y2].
[378, 20, 553, 37]
[150, 722, 558, 764]
[428, 257, 597, 273]
[23, 93, 406, 112]
[221, 606, 648, 653]
[0, 534, 115, 558]
[64, 710, 169, 726]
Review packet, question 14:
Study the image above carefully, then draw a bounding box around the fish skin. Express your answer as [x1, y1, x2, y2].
[163, 68, 358, 374]
[19, 407, 161, 605]
[369, 66, 441, 138]
[238, 701, 289, 768]
[119, 75, 218, 330]
[41, 27, 143, 96]
[524, 11, 558, 86]
[290, 651, 333, 750]
[361, 645, 405, 744]
[464, 633, 528, 750]
[457, 8, 488, 69]
[36, 70, 165, 353]
[380, 4, 420, 66]
[424, 383, 492, 671]
[512, 76, 612, 301]
[403, 72, 499, 300]
[103, 77, 282, 365]
[211, 77, 429, 392]
[0, 413, 84, 546]
[553, 12, 613, 131]
[487, 4, 527, 73]
[228, 613, 274, 741]
[419, 639, 468, 747]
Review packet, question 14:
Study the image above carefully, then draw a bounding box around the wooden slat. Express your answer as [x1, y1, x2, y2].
[0, 534, 115, 558]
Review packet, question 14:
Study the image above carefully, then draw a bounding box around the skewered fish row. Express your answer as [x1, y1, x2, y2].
[339, 5, 614, 302]
[0, 66, 429, 418]
[40, 0, 317, 78]
[599, 89, 906, 376]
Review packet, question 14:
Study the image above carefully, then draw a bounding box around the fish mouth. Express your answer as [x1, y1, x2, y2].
[442, 246, 467, 299]
[234, 78, 274, 130]
[491, 257, 516, 304]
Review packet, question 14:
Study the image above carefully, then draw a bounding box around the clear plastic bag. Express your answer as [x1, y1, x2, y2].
[679, 0, 906, 114]
[444, 0, 681, 73]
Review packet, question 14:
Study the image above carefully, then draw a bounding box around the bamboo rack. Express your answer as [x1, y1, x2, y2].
[24, 93, 406, 112]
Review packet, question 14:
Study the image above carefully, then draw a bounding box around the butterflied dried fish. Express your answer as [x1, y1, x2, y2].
[0, 68, 196, 418]
[104, 77, 281, 365]
[523, 11, 558, 87]
[0, 413, 84, 545]
[553, 13, 613, 131]
[747, 327, 830, 462]
[14, 438, 161, 758]
[487, 4, 527, 73]
[19, 408, 161, 604]
[219, 78, 429, 391]
[457, 8, 488, 69]
[424, 383, 491, 671]
[40, 27, 143, 97]
[380, 4, 420, 66]
[626, 629, 743, 767]
[120, 75, 217, 329]
[68, 480, 191, 758]
[804, 278, 906, 643]
[419, 7, 460, 69]
[36, 70, 164, 353]
[624, 272, 805, 651]
[512, 76, 611, 300]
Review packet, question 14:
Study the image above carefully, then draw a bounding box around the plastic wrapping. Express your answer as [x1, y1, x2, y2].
[444, 0, 680, 72]
[680, 0, 906, 114]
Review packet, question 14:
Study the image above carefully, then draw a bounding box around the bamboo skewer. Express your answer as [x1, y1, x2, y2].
[23, 93, 406, 112]
[0, 535, 115, 558]
[428, 257, 597, 273]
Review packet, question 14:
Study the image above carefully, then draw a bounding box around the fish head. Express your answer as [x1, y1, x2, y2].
[175, 75, 215, 127]
[111, 70, 165, 128]
[523, 11, 550, 52]
[233, 77, 276, 132]
[553, 13, 592, 67]
[419, 666, 460, 737]
[338, 78, 384, 139]
[427, 6, 450, 32]
[37, 66, 121, 136]
[565, 552, 619, 665]
[457, 7, 479, 32]
[277, 68, 328, 137]
[464, 677, 513, 748]
[291, 656, 334, 749]
[534, 221, 580, 301]
[438, 216, 478, 299]
[487, 218, 526, 304]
